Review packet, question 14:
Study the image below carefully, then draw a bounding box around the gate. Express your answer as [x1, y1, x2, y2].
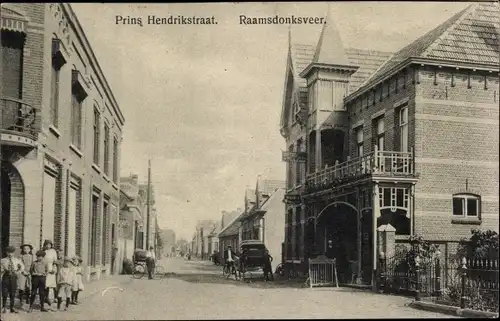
[381, 249, 416, 295]
[308, 255, 339, 288]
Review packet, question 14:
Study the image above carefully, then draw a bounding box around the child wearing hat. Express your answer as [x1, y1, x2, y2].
[1, 245, 24, 313]
[71, 256, 84, 304]
[56, 257, 75, 311]
[18, 243, 34, 307]
[29, 250, 49, 312]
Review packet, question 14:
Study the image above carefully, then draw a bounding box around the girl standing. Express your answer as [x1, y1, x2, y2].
[18, 244, 34, 307]
[71, 257, 84, 304]
[42, 240, 58, 310]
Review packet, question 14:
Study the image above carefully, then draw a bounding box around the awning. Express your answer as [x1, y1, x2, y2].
[1, 5, 28, 33]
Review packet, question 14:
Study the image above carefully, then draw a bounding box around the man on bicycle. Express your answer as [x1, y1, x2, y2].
[223, 245, 237, 273]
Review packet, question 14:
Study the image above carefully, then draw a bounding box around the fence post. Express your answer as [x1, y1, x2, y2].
[435, 256, 441, 298]
[378, 251, 386, 293]
[415, 255, 421, 301]
[460, 257, 467, 309]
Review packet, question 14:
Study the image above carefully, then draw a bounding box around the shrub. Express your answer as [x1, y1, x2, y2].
[406, 235, 440, 270]
[122, 258, 134, 275]
[457, 229, 499, 260]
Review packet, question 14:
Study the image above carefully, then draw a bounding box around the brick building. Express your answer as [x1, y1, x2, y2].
[280, 3, 499, 287]
[1, 3, 125, 281]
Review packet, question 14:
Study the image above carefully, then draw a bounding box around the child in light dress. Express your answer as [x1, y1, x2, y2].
[71, 257, 84, 304]
[56, 257, 74, 311]
[18, 244, 34, 307]
[42, 240, 58, 310]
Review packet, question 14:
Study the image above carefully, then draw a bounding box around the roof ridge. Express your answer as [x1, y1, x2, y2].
[422, 3, 478, 58]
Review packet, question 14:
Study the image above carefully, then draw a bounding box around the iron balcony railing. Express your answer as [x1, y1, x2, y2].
[1, 97, 37, 139]
[306, 146, 415, 191]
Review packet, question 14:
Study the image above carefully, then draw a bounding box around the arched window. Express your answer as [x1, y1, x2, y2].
[452, 193, 481, 218]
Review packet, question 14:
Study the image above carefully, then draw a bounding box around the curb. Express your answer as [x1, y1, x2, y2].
[409, 300, 499, 319]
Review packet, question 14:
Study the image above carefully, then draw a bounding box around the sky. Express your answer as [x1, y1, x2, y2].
[71, 2, 470, 241]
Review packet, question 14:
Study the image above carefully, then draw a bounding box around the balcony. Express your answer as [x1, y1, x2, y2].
[306, 147, 417, 193]
[1, 97, 37, 147]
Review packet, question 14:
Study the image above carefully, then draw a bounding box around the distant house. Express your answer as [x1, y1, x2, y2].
[218, 189, 258, 254]
[218, 212, 243, 255]
[239, 179, 286, 263]
[207, 221, 222, 257]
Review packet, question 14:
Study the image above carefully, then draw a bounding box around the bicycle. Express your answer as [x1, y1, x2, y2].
[133, 261, 165, 279]
[222, 261, 239, 280]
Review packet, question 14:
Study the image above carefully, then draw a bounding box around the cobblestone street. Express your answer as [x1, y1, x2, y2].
[2, 258, 457, 320]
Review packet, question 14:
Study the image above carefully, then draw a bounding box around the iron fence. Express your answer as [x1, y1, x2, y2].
[381, 253, 499, 313]
[1, 97, 37, 138]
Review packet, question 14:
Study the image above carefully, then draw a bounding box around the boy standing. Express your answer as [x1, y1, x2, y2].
[56, 257, 74, 311]
[29, 250, 49, 312]
[1, 246, 24, 313]
[263, 249, 274, 282]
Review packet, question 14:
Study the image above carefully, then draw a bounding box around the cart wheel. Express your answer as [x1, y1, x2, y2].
[133, 263, 145, 279]
[154, 266, 165, 279]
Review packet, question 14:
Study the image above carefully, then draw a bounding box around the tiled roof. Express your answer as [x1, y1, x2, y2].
[218, 212, 243, 238]
[353, 3, 499, 97]
[424, 3, 499, 65]
[290, 43, 393, 106]
[312, 8, 351, 67]
[239, 187, 285, 222]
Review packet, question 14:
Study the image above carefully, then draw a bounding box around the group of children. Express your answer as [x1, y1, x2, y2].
[0, 239, 85, 313]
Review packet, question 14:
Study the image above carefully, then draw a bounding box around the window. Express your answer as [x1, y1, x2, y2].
[308, 83, 316, 113]
[399, 107, 409, 152]
[50, 58, 61, 127]
[71, 92, 83, 148]
[375, 117, 385, 152]
[453, 194, 480, 217]
[112, 137, 119, 183]
[93, 107, 100, 165]
[287, 144, 294, 189]
[104, 123, 110, 175]
[356, 127, 364, 157]
[2, 32, 24, 99]
[90, 194, 99, 266]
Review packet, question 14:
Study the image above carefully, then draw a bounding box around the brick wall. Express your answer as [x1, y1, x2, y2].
[346, 67, 416, 158]
[344, 64, 499, 242]
[414, 66, 499, 241]
[53, 163, 64, 251]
